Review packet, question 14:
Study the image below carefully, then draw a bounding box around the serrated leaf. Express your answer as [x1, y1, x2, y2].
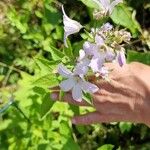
[111, 4, 141, 37]
[42, 38, 65, 60]
[32, 74, 59, 89]
[35, 57, 60, 74]
[40, 93, 54, 119]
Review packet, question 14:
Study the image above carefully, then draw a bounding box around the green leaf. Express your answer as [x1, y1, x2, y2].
[127, 51, 150, 65]
[32, 74, 59, 89]
[42, 38, 65, 60]
[40, 93, 54, 119]
[0, 119, 12, 131]
[35, 57, 60, 74]
[63, 39, 74, 60]
[80, 0, 100, 9]
[59, 121, 71, 136]
[97, 144, 114, 150]
[62, 138, 80, 150]
[0, 75, 4, 82]
[119, 122, 132, 134]
[75, 125, 87, 134]
[83, 92, 93, 105]
[111, 4, 141, 37]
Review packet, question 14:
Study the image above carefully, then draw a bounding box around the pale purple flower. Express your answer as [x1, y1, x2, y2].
[89, 55, 105, 72]
[117, 48, 126, 67]
[62, 5, 83, 47]
[100, 23, 113, 32]
[98, 0, 123, 15]
[99, 66, 109, 77]
[95, 34, 105, 46]
[83, 41, 97, 56]
[105, 48, 115, 61]
[58, 64, 99, 101]
[82, 41, 105, 73]
[74, 57, 90, 77]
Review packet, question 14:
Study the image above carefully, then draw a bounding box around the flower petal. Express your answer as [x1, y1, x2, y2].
[117, 49, 126, 67]
[62, 5, 83, 47]
[58, 64, 72, 78]
[83, 41, 97, 56]
[60, 77, 76, 91]
[95, 35, 104, 46]
[72, 83, 82, 102]
[78, 49, 86, 61]
[81, 81, 99, 93]
[101, 23, 113, 32]
[99, 0, 110, 10]
[89, 56, 104, 72]
[74, 58, 90, 76]
[105, 48, 115, 61]
[99, 66, 109, 77]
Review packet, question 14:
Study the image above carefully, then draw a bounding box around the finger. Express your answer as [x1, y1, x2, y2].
[50, 92, 89, 106]
[104, 62, 129, 80]
[72, 112, 134, 125]
[72, 112, 101, 125]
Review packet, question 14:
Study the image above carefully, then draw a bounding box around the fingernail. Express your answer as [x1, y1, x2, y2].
[71, 118, 76, 124]
[50, 93, 58, 100]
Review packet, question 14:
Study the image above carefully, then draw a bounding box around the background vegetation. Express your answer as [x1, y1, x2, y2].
[0, 0, 150, 149]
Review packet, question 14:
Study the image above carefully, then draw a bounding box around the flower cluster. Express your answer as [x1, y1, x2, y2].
[57, 2, 131, 102]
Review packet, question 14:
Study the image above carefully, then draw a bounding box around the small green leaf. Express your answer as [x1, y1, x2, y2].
[62, 138, 80, 150]
[63, 39, 74, 60]
[59, 121, 71, 136]
[97, 144, 114, 150]
[119, 122, 132, 134]
[0, 75, 4, 82]
[80, 0, 100, 9]
[83, 92, 93, 105]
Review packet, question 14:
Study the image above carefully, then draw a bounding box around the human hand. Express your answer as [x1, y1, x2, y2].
[51, 62, 150, 126]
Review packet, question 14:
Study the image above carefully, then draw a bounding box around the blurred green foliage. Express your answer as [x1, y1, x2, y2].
[0, 0, 150, 149]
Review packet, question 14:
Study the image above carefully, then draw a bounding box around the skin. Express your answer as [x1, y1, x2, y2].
[51, 62, 150, 127]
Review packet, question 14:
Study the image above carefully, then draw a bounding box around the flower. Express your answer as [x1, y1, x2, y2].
[98, 0, 123, 15]
[58, 64, 99, 101]
[117, 48, 126, 67]
[100, 22, 113, 32]
[105, 48, 116, 61]
[98, 66, 109, 77]
[74, 57, 90, 78]
[82, 41, 105, 73]
[62, 5, 83, 47]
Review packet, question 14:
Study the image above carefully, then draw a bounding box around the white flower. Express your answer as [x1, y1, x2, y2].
[98, 0, 123, 15]
[58, 64, 99, 101]
[62, 5, 83, 47]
